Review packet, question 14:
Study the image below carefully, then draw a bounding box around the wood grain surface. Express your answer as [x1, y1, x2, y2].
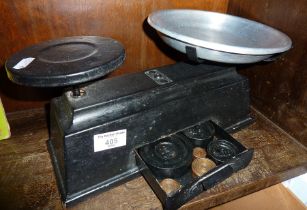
[0, 0, 228, 112]
[212, 183, 306, 210]
[228, 0, 307, 146]
[0, 108, 306, 210]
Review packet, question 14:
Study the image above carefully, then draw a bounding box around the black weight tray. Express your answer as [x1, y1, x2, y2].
[136, 121, 253, 210]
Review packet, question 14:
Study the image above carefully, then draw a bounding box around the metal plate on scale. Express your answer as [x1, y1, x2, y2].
[5, 36, 125, 87]
[148, 10, 292, 63]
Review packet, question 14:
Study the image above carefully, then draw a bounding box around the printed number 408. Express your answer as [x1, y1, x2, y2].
[105, 138, 117, 145]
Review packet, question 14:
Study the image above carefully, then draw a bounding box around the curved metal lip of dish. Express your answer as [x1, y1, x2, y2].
[147, 9, 292, 56]
[159, 34, 272, 64]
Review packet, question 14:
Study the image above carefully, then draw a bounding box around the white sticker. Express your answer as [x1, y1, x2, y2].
[13, 57, 35, 69]
[93, 129, 127, 152]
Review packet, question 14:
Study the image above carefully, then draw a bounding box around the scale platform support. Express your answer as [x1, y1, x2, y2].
[48, 62, 253, 204]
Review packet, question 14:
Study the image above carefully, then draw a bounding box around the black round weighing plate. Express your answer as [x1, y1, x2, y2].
[139, 136, 192, 178]
[5, 36, 125, 87]
[207, 139, 240, 163]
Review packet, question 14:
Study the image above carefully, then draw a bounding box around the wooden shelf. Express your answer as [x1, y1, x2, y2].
[0, 108, 307, 209]
[211, 183, 306, 210]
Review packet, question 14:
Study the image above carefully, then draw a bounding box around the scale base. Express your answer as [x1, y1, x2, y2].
[48, 62, 254, 205]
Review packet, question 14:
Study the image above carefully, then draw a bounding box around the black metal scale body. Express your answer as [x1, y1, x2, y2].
[5, 36, 254, 209]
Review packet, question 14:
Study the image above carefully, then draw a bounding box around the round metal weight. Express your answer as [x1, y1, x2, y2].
[191, 158, 216, 177]
[183, 121, 215, 147]
[207, 139, 240, 163]
[139, 136, 193, 178]
[159, 178, 181, 196]
[192, 147, 207, 160]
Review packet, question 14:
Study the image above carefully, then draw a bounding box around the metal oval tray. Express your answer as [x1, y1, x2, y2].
[148, 10, 292, 63]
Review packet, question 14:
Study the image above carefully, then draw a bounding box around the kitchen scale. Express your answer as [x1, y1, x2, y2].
[5, 10, 291, 209]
